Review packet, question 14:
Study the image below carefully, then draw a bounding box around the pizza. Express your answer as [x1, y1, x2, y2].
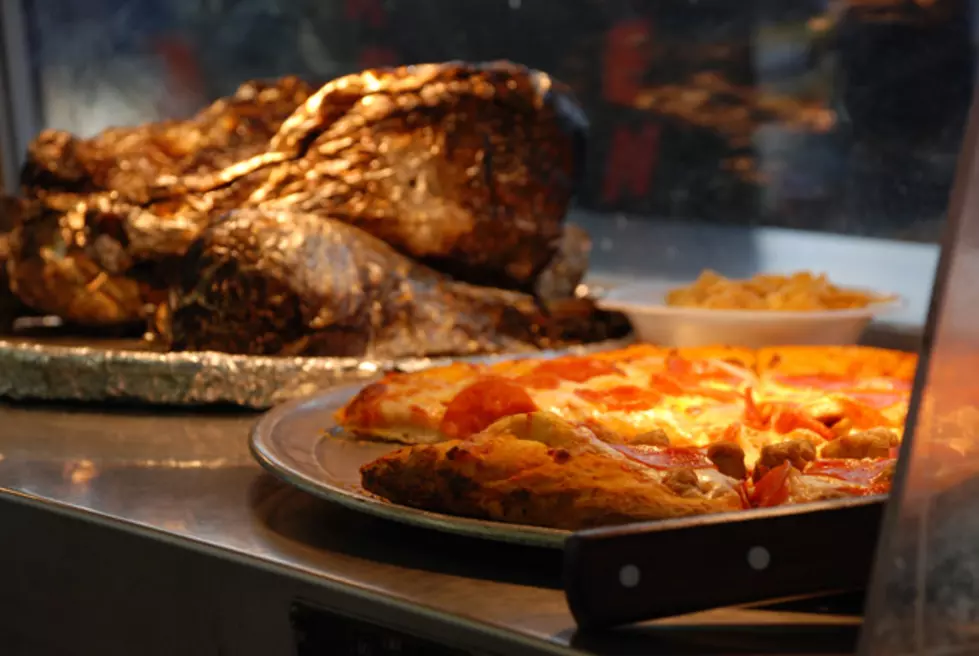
[337, 345, 758, 445]
[339, 344, 916, 530]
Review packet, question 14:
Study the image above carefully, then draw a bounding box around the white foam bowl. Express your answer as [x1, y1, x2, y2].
[597, 281, 901, 348]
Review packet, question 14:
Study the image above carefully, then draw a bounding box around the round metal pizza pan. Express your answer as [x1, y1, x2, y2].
[249, 385, 571, 549]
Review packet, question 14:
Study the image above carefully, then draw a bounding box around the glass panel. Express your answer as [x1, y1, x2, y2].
[861, 89, 979, 656]
[19, 0, 977, 242]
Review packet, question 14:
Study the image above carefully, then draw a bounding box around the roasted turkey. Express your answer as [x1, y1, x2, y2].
[161, 210, 616, 358]
[3, 61, 607, 356]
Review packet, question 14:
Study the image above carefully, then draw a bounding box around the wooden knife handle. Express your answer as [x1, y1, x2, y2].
[563, 499, 884, 629]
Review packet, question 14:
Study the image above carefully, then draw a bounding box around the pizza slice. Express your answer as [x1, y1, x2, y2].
[351, 344, 918, 528]
[360, 412, 748, 530]
[337, 345, 758, 446]
[336, 361, 489, 443]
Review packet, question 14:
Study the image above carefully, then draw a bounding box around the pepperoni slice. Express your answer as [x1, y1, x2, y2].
[648, 373, 686, 396]
[719, 422, 743, 443]
[667, 355, 746, 386]
[834, 397, 893, 431]
[741, 388, 834, 439]
[805, 458, 895, 487]
[613, 444, 715, 470]
[751, 462, 794, 507]
[770, 408, 835, 440]
[529, 357, 623, 383]
[666, 356, 696, 377]
[574, 386, 662, 412]
[439, 377, 538, 439]
[513, 372, 563, 390]
[842, 390, 906, 410]
[648, 372, 741, 403]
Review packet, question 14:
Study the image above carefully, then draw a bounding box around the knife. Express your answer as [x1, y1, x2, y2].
[563, 496, 884, 629]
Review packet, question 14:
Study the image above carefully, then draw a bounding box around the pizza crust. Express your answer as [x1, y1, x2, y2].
[361, 413, 746, 530]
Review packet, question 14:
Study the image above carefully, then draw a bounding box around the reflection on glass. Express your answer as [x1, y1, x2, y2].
[18, 0, 976, 241]
[862, 87, 979, 654]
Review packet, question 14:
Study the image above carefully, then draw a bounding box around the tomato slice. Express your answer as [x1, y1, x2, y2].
[439, 377, 538, 439]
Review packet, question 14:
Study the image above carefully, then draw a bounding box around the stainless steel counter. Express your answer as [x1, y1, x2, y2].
[0, 400, 864, 655]
[0, 219, 925, 654]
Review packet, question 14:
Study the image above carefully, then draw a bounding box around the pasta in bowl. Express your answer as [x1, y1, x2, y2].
[599, 271, 901, 347]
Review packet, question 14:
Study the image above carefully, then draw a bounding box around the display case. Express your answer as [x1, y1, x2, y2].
[1, 2, 976, 655]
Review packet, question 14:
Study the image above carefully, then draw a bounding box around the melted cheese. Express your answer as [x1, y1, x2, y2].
[340, 346, 914, 458]
[516, 360, 752, 445]
[785, 474, 865, 504]
[695, 467, 744, 501]
[348, 351, 759, 444]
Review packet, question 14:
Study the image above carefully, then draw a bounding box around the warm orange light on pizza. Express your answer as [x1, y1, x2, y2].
[336, 345, 917, 530]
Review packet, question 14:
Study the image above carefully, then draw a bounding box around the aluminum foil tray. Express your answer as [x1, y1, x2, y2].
[0, 335, 632, 409]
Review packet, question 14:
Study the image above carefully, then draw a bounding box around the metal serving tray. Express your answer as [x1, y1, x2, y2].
[0, 334, 631, 409]
[249, 386, 571, 548]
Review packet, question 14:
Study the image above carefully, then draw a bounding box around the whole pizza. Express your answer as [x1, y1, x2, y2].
[335, 345, 916, 531]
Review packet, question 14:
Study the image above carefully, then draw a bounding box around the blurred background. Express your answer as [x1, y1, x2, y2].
[2, 0, 977, 243]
